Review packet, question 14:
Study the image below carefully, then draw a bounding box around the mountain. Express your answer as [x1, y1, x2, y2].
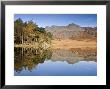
[45, 23, 97, 40]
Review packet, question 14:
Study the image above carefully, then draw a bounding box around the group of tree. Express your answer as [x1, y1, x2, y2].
[14, 18, 52, 48]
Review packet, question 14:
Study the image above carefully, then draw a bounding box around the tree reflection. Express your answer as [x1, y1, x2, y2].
[14, 47, 52, 73]
[14, 47, 96, 73]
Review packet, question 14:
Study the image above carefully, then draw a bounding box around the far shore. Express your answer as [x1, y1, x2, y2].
[14, 39, 96, 50]
[52, 39, 96, 50]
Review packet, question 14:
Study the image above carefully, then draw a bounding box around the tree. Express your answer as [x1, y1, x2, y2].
[38, 27, 46, 33]
[14, 18, 23, 44]
[14, 18, 52, 48]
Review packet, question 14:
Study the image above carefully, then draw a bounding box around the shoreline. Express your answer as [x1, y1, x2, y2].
[14, 39, 96, 50]
[52, 39, 96, 50]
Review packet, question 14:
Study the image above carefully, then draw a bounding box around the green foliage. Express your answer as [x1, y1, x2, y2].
[38, 27, 46, 33]
[14, 18, 53, 46]
[46, 32, 53, 39]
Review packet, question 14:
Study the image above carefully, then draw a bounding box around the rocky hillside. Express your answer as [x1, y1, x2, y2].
[45, 23, 97, 40]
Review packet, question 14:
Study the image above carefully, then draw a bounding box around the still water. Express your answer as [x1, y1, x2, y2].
[14, 47, 97, 76]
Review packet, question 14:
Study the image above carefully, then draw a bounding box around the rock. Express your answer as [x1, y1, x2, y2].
[45, 23, 97, 40]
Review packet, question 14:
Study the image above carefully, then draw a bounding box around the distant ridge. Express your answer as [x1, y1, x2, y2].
[45, 23, 97, 40]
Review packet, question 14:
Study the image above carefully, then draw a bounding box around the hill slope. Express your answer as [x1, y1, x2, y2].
[45, 23, 97, 40]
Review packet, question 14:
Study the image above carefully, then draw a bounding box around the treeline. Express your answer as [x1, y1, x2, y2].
[14, 18, 52, 48]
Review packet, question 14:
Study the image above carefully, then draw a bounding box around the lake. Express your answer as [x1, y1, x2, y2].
[14, 47, 97, 76]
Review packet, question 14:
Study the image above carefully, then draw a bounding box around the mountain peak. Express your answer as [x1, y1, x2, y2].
[68, 23, 80, 27]
[45, 23, 96, 40]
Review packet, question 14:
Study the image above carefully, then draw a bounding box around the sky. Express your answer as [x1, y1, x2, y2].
[14, 14, 97, 28]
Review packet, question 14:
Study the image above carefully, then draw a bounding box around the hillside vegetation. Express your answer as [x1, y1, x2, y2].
[14, 18, 52, 49]
[14, 20, 96, 50]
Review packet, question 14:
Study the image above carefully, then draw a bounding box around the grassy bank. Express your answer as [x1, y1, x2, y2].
[52, 39, 96, 50]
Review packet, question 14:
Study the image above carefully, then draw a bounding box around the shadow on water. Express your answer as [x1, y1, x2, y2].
[14, 47, 97, 75]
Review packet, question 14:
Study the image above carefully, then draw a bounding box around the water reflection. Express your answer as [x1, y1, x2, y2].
[14, 47, 52, 72]
[14, 47, 97, 76]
